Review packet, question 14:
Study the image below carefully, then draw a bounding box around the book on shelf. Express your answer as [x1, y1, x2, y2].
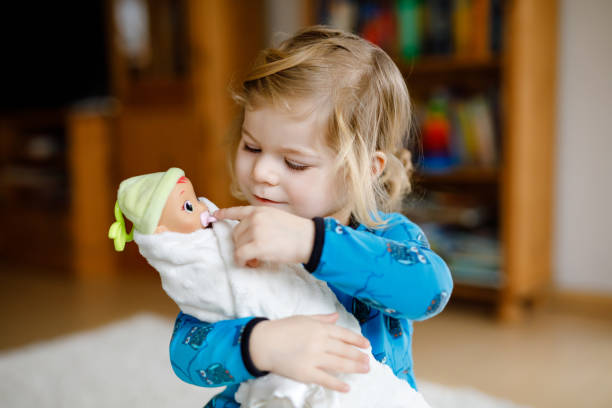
[418, 91, 498, 172]
[420, 223, 502, 288]
[317, 0, 503, 61]
[397, 0, 422, 58]
[403, 197, 491, 228]
[470, 0, 492, 59]
[469, 96, 496, 167]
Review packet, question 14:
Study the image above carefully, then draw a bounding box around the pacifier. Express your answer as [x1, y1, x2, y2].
[200, 211, 217, 228]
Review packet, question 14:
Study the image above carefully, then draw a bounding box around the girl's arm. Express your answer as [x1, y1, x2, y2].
[213, 206, 452, 321]
[170, 312, 370, 392]
[305, 214, 453, 321]
[169, 312, 266, 387]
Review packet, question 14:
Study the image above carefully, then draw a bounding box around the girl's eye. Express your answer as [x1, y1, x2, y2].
[243, 143, 261, 153]
[285, 159, 309, 171]
[183, 200, 194, 213]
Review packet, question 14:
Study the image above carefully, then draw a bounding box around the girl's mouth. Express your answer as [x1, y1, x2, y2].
[254, 195, 283, 204]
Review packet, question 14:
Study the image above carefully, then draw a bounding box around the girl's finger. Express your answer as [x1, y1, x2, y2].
[325, 340, 370, 365]
[235, 242, 262, 266]
[310, 369, 350, 393]
[231, 217, 252, 247]
[246, 259, 260, 268]
[214, 206, 255, 221]
[316, 353, 369, 375]
[309, 313, 339, 323]
[329, 325, 370, 349]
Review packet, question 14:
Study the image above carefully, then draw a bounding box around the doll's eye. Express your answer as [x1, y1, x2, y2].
[183, 200, 194, 213]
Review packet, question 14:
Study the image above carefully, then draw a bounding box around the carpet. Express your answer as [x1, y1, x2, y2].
[0, 314, 526, 407]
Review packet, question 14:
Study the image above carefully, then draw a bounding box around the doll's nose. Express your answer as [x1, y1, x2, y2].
[200, 211, 217, 228]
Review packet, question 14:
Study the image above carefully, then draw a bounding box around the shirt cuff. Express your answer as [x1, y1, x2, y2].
[240, 317, 270, 378]
[304, 217, 325, 273]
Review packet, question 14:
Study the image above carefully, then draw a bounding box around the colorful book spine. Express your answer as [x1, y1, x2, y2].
[470, 0, 491, 59]
[452, 0, 471, 57]
[455, 102, 479, 165]
[469, 97, 497, 166]
[397, 0, 423, 59]
[425, 0, 452, 55]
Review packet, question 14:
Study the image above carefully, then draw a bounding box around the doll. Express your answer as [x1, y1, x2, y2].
[108, 167, 430, 408]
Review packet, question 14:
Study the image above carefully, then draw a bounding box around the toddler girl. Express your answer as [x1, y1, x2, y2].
[170, 26, 453, 407]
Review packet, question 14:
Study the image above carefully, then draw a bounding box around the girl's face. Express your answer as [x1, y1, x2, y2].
[235, 103, 350, 224]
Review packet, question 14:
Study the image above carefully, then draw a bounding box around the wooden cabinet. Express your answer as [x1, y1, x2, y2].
[69, 0, 266, 276]
[498, 0, 558, 320]
[0, 1, 265, 276]
[0, 110, 72, 272]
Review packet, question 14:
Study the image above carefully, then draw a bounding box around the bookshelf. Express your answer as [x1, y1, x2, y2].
[0, 1, 266, 277]
[312, 0, 558, 321]
[71, 0, 267, 277]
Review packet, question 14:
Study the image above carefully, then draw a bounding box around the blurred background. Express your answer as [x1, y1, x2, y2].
[0, 0, 610, 407]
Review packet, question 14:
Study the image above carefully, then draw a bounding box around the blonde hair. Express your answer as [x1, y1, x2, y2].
[228, 26, 413, 228]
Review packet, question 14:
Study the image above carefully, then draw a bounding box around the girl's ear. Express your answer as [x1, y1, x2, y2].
[372, 151, 387, 178]
[154, 224, 168, 234]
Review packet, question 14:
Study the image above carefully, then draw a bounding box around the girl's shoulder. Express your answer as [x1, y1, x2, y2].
[366, 212, 430, 247]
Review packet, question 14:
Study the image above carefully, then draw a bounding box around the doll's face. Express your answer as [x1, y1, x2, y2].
[156, 177, 211, 234]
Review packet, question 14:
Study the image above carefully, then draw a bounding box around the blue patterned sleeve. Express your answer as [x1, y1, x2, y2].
[309, 214, 453, 321]
[169, 312, 264, 387]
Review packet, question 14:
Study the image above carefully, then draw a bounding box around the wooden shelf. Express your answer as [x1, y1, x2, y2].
[451, 283, 501, 304]
[415, 167, 499, 186]
[0, 205, 72, 272]
[398, 56, 501, 76]
[398, 56, 501, 96]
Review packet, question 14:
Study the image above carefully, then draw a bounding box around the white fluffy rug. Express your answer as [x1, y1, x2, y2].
[0, 314, 526, 408]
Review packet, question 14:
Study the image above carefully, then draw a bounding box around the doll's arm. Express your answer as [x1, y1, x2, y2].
[170, 312, 268, 387]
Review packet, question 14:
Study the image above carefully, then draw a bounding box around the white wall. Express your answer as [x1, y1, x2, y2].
[554, 0, 612, 293]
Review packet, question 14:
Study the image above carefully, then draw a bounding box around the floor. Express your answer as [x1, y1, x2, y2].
[1, 266, 611, 408]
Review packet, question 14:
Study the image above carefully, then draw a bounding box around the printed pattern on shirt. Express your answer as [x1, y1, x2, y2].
[183, 324, 214, 350]
[384, 315, 403, 338]
[358, 296, 400, 317]
[425, 291, 450, 316]
[204, 393, 241, 408]
[352, 298, 372, 324]
[199, 363, 235, 385]
[385, 241, 428, 265]
[232, 325, 245, 346]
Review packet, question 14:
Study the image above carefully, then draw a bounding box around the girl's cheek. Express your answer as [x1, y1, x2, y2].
[235, 153, 250, 181]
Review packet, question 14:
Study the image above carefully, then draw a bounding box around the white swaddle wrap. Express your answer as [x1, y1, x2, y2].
[134, 199, 430, 408]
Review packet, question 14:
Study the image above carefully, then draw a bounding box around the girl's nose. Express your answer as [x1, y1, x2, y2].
[252, 155, 279, 185]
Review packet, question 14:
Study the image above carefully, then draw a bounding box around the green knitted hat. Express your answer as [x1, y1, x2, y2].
[108, 167, 184, 251]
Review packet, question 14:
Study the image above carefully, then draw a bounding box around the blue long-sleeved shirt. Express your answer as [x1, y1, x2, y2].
[169, 213, 453, 406]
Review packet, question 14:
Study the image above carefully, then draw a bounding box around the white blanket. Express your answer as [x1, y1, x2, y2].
[134, 201, 430, 408]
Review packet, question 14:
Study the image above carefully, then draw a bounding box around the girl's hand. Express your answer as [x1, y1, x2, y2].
[249, 313, 371, 393]
[214, 206, 315, 267]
